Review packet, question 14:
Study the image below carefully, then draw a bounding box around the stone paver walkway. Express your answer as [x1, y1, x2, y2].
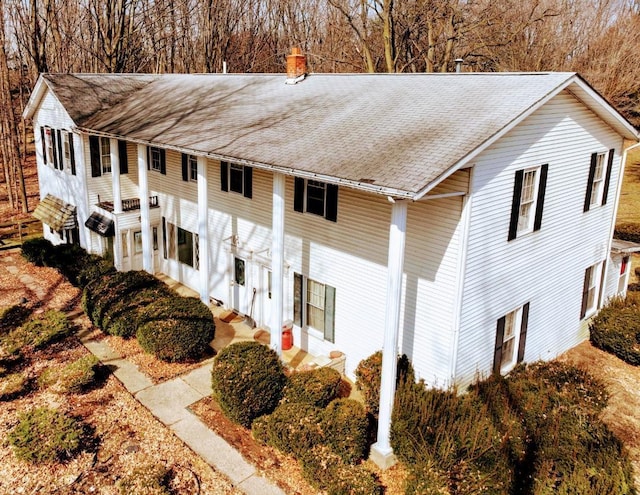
[77, 328, 285, 495]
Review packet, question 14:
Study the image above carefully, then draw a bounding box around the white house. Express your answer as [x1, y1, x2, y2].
[23, 51, 639, 466]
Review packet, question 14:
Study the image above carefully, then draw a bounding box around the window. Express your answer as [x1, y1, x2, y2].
[167, 223, 176, 259]
[150, 147, 162, 172]
[44, 127, 54, 165]
[493, 303, 529, 375]
[293, 272, 336, 342]
[133, 231, 143, 254]
[294, 178, 338, 222]
[62, 131, 76, 175]
[235, 257, 245, 286]
[152, 226, 158, 251]
[181, 153, 198, 182]
[220, 161, 252, 198]
[618, 256, 630, 294]
[581, 262, 603, 319]
[177, 227, 194, 267]
[100, 137, 111, 173]
[584, 150, 614, 211]
[165, 222, 198, 269]
[508, 165, 547, 241]
[121, 232, 129, 258]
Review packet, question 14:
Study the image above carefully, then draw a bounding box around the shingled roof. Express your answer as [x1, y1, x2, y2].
[25, 72, 638, 199]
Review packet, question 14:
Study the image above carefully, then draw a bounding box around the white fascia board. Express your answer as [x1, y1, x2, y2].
[22, 75, 48, 120]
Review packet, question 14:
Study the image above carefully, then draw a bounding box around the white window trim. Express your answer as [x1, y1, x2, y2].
[189, 155, 198, 182]
[516, 166, 541, 236]
[500, 305, 524, 374]
[62, 131, 72, 171]
[150, 147, 162, 172]
[44, 127, 54, 165]
[583, 261, 603, 319]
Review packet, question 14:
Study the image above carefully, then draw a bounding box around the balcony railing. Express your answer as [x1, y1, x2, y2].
[97, 195, 159, 213]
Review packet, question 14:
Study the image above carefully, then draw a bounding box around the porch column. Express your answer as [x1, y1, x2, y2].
[110, 139, 123, 214]
[270, 172, 285, 356]
[197, 156, 209, 304]
[370, 199, 408, 469]
[137, 144, 153, 273]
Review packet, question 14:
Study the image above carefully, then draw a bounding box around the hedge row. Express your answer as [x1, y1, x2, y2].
[590, 292, 640, 366]
[614, 222, 640, 244]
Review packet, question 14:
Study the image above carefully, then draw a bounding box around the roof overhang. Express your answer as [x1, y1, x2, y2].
[32, 194, 77, 231]
[22, 75, 49, 120]
[611, 238, 640, 255]
[84, 212, 115, 237]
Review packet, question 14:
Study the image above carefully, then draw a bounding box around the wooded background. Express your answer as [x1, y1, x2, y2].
[2, 0, 640, 213]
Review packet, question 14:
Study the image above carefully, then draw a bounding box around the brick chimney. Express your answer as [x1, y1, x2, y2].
[286, 47, 307, 84]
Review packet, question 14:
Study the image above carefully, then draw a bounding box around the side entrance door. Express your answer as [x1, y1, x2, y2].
[232, 256, 249, 315]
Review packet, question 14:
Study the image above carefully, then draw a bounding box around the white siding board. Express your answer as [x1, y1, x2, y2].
[455, 90, 623, 387]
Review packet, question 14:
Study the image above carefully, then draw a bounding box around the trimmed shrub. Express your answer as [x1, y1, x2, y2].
[1, 310, 72, 355]
[615, 223, 640, 244]
[355, 351, 414, 418]
[281, 367, 341, 407]
[0, 372, 29, 400]
[136, 297, 214, 362]
[40, 354, 101, 394]
[75, 254, 115, 288]
[590, 293, 640, 366]
[251, 402, 324, 457]
[211, 341, 287, 427]
[300, 446, 383, 495]
[8, 407, 90, 463]
[21, 237, 54, 266]
[117, 464, 172, 495]
[0, 304, 32, 335]
[321, 399, 369, 464]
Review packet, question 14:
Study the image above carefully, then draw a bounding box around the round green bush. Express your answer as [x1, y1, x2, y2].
[136, 297, 214, 362]
[321, 399, 369, 463]
[590, 293, 640, 366]
[76, 255, 115, 288]
[251, 402, 324, 457]
[8, 407, 90, 463]
[21, 237, 54, 266]
[211, 341, 287, 427]
[281, 367, 342, 407]
[300, 446, 383, 495]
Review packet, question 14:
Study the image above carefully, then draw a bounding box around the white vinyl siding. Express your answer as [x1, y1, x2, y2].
[455, 90, 622, 388]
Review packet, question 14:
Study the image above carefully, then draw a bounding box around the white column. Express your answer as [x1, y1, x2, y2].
[110, 139, 123, 214]
[137, 144, 153, 273]
[370, 199, 408, 469]
[197, 156, 209, 303]
[270, 173, 285, 355]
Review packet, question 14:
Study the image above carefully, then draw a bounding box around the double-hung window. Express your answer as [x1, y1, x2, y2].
[581, 262, 603, 319]
[584, 150, 614, 211]
[293, 273, 336, 342]
[163, 219, 198, 270]
[508, 165, 548, 241]
[294, 178, 338, 222]
[220, 161, 252, 198]
[89, 136, 127, 177]
[493, 303, 529, 375]
[100, 137, 111, 173]
[62, 131, 76, 175]
[618, 256, 630, 294]
[150, 147, 162, 172]
[181, 153, 198, 182]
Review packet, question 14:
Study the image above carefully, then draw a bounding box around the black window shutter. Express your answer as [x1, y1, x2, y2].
[89, 136, 101, 177]
[162, 217, 167, 260]
[293, 273, 303, 326]
[56, 129, 63, 170]
[294, 178, 305, 212]
[160, 148, 166, 175]
[533, 164, 548, 232]
[493, 316, 506, 375]
[51, 129, 59, 169]
[118, 140, 128, 174]
[324, 285, 336, 342]
[40, 127, 47, 165]
[601, 149, 615, 206]
[181, 153, 189, 181]
[220, 162, 229, 191]
[325, 184, 338, 222]
[508, 170, 524, 241]
[580, 266, 592, 319]
[244, 166, 253, 199]
[517, 303, 530, 363]
[69, 133, 76, 175]
[584, 153, 597, 212]
[146, 146, 150, 170]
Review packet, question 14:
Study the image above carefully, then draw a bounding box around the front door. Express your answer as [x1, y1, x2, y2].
[260, 267, 272, 328]
[232, 256, 249, 314]
[131, 230, 143, 271]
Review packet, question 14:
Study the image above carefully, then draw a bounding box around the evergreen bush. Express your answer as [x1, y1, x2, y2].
[321, 398, 369, 463]
[590, 293, 640, 366]
[117, 464, 172, 495]
[614, 222, 640, 244]
[211, 341, 287, 427]
[281, 367, 341, 407]
[300, 446, 383, 495]
[40, 354, 100, 394]
[8, 407, 90, 463]
[136, 297, 214, 361]
[75, 254, 115, 288]
[21, 237, 54, 266]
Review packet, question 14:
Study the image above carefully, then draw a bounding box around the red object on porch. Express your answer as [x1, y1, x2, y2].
[282, 320, 293, 351]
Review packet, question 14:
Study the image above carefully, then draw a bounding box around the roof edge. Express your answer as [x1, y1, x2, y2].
[22, 75, 49, 120]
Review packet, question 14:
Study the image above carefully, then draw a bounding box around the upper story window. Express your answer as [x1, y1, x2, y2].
[100, 137, 111, 174]
[41, 127, 76, 175]
[507, 164, 548, 241]
[493, 303, 529, 375]
[220, 161, 252, 198]
[62, 131, 76, 175]
[150, 147, 162, 172]
[90, 136, 129, 177]
[181, 153, 198, 182]
[294, 178, 338, 222]
[584, 150, 614, 212]
[43, 127, 54, 165]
